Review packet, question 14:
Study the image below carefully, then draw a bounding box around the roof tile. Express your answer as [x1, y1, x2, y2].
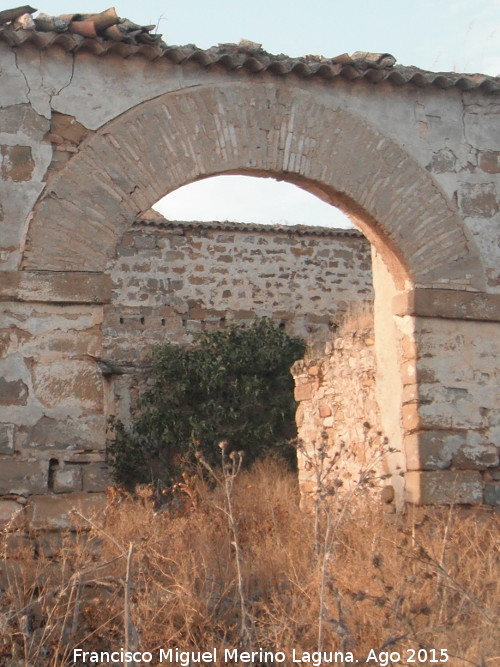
[0, 6, 498, 92]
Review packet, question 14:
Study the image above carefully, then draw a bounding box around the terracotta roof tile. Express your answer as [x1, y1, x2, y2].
[1, 6, 498, 93]
[134, 214, 364, 238]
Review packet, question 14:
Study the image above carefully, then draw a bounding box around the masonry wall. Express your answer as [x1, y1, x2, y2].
[292, 327, 392, 509]
[292, 321, 500, 509]
[1, 33, 499, 515]
[105, 215, 372, 353]
[0, 220, 373, 526]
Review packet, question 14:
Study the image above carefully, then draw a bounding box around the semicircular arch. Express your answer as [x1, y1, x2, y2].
[21, 82, 484, 290]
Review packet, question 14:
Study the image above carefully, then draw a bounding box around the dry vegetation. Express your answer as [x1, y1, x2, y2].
[0, 461, 498, 666]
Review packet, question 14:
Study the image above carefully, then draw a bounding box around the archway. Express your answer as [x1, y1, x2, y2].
[15, 79, 494, 506]
[22, 83, 481, 291]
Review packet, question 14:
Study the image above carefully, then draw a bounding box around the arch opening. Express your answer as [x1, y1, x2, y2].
[21, 83, 482, 293]
[14, 79, 492, 508]
[154, 174, 355, 229]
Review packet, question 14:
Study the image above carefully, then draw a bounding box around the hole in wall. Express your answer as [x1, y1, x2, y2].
[48, 458, 59, 491]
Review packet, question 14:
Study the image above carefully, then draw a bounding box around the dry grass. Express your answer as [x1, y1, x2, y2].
[0, 462, 498, 666]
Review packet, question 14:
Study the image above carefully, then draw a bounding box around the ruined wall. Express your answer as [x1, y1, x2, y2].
[293, 320, 500, 508]
[0, 219, 373, 526]
[1, 22, 499, 513]
[105, 215, 372, 352]
[292, 327, 390, 508]
[103, 216, 372, 423]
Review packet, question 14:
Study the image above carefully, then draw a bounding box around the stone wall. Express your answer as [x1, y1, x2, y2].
[1, 24, 499, 514]
[292, 319, 500, 508]
[0, 219, 373, 525]
[292, 326, 393, 509]
[105, 214, 372, 352]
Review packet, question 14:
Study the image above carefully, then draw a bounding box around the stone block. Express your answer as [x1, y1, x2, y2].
[133, 234, 157, 249]
[0, 500, 26, 529]
[483, 482, 500, 507]
[459, 182, 499, 218]
[30, 360, 103, 412]
[0, 271, 112, 304]
[0, 423, 15, 453]
[25, 414, 106, 451]
[319, 404, 331, 418]
[0, 378, 28, 405]
[294, 383, 313, 402]
[82, 462, 110, 492]
[405, 431, 463, 470]
[2, 532, 33, 554]
[53, 465, 83, 493]
[405, 471, 483, 505]
[0, 145, 34, 181]
[27, 492, 107, 530]
[401, 403, 420, 432]
[0, 460, 48, 495]
[34, 531, 66, 558]
[452, 444, 499, 470]
[0, 104, 49, 136]
[479, 151, 500, 174]
[0, 560, 64, 589]
[380, 485, 395, 504]
[393, 290, 500, 322]
[50, 112, 88, 145]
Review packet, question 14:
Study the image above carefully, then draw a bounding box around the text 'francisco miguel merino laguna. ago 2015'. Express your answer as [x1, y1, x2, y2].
[73, 647, 450, 664]
[73, 648, 359, 665]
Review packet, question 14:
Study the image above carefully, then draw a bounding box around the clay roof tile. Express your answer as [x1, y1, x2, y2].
[0, 7, 498, 93]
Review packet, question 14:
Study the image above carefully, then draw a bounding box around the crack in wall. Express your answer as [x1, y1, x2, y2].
[52, 52, 76, 102]
[12, 48, 31, 105]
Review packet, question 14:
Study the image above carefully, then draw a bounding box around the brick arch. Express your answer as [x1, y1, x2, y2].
[21, 82, 483, 290]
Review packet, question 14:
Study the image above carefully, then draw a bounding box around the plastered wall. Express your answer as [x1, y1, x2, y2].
[0, 27, 499, 518]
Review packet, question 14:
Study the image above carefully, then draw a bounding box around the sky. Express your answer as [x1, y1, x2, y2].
[37, 0, 500, 228]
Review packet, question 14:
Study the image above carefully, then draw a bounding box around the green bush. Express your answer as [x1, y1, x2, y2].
[106, 319, 305, 490]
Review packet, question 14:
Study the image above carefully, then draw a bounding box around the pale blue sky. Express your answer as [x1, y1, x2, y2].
[39, 0, 499, 227]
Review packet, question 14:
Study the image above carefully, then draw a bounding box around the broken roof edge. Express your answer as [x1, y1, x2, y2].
[0, 7, 498, 93]
[133, 216, 365, 239]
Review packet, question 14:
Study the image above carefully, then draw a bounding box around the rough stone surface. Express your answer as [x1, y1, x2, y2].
[292, 326, 396, 504]
[0, 145, 35, 181]
[483, 482, 500, 506]
[0, 499, 26, 529]
[107, 219, 372, 349]
[27, 492, 107, 530]
[0, 460, 48, 495]
[405, 471, 483, 505]
[0, 423, 14, 453]
[82, 463, 110, 493]
[0, 271, 112, 304]
[0, 377, 28, 405]
[52, 464, 83, 493]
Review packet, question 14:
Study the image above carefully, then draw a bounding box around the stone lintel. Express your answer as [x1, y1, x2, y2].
[393, 289, 500, 322]
[0, 271, 112, 304]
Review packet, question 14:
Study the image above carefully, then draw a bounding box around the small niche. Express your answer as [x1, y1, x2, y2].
[48, 458, 59, 491]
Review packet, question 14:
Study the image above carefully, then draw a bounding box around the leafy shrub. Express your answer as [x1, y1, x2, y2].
[106, 319, 305, 490]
